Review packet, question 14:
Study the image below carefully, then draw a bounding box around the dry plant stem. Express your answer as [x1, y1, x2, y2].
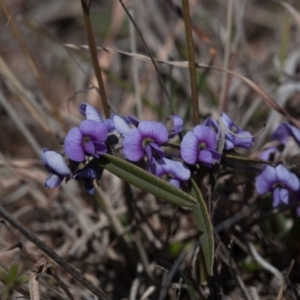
[129, 0, 142, 119]
[0, 90, 41, 157]
[181, 0, 199, 126]
[219, 0, 233, 112]
[119, 0, 175, 115]
[0, 55, 51, 134]
[0, 205, 111, 300]
[276, 259, 294, 300]
[0, 0, 64, 129]
[64, 43, 300, 128]
[80, 0, 110, 119]
[51, 268, 75, 300]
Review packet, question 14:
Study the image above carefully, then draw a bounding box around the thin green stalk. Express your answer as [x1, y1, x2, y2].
[181, 0, 199, 126]
[81, 0, 110, 118]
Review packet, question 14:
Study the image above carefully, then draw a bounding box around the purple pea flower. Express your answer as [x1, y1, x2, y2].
[41, 148, 70, 188]
[122, 121, 168, 162]
[162, 115, 184, 138]
[204, 113, 254, 150]
[64, 120, 108, 162]
[255, 164, 300, 207]
[180, 125, 221, 167]
[272, 122, 300, 146]
[260, 146, 280, 162]
[73, 162, 104, 195]
[79, 103, 115, 132]
[221, 113, 254, 150]
[147, 158, 191, 188]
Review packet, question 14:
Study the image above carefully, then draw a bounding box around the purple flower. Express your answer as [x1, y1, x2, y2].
[146, 158, 190, 188]
[272, 122, 300, 146]
[180, 125, 221, 167]
[162, 115, 183, 138]
[204, 113, 254, 150]
[256, 164, 300, 207]
[73, 162, 104, 195]
[220, 113, 254, 150]
[122, 121, 168, 162]
[41, 148, 70, 188]
[259, 146, 280, 162]
[64, 120, 107, 162]
[79, 103, 115, 132]
[112, 114, 131, 136]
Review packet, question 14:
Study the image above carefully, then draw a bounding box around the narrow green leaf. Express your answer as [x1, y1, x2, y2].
[190, 179, 214, 277]
[98, 154, 197, 207]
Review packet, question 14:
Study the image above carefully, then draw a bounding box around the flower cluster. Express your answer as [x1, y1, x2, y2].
[256, 122, 300, 209]
[42, 104, 255, 194]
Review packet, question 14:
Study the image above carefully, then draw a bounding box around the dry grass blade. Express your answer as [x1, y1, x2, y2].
[0, 90, 41, 157]
[0, 55, 51, 134]
[0, 205, 111, 300]
[64, 43, 300, 128]
[0, 0, 64, 128]
[29, 271, 40, 300]
[270, 0, 300, 29]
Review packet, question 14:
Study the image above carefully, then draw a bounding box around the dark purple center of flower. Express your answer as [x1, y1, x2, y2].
[142, 137, 153, 148]
[272, 182, 283, 189]
[198, 142, 206, 150]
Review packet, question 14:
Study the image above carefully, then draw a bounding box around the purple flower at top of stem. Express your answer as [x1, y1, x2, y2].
[204, 113, 254, 150]
[41, 148, 70, 188]
[147, 158, 190, 188]
[271, 122, 300, 146]
[180, 125, 221, 167]
[79, 103, 115, 132]
[255, 164, 300, 207]
[64, 120, 107, 162]
[122, 121, 168, 162]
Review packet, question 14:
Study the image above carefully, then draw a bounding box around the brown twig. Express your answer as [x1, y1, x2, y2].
[0, 205, 111, 300]
[80, 0, 110, 119]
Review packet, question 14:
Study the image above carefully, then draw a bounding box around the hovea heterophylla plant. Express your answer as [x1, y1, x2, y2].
[41, 103, 300, 280]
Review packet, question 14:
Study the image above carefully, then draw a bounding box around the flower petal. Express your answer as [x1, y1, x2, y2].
[193, 125, 217, 149]
[113, 114, 131, 135]
[41, 149, 70, 176]
[80, 120, 107, 143]
[272, 122, 291, 145]
[123, 128, 144, 161]
[169, 178, 180, 188]
[79, 103, 103, 122]
[275, 165, 299, 191]
[150, 143, 164, 159]
[181, 131, 199, 165]
[138, 121, 168, 145]
[255, 166, 276, 194]
[159, 158, 190, 181]
[280, 188, 289, 204]
[104, 119, 115, 133]
[94, 142, 107, 155]
[45, 174, 63, 188]
[64, 128, 85, 162]
[273, 188, 281, 207]
[232, 131, 254, 148]
[198, 149, 213, 167]
[84, 140, 95, 156]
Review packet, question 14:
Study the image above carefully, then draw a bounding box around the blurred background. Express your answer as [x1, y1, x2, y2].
[1, 0, 300, 299]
